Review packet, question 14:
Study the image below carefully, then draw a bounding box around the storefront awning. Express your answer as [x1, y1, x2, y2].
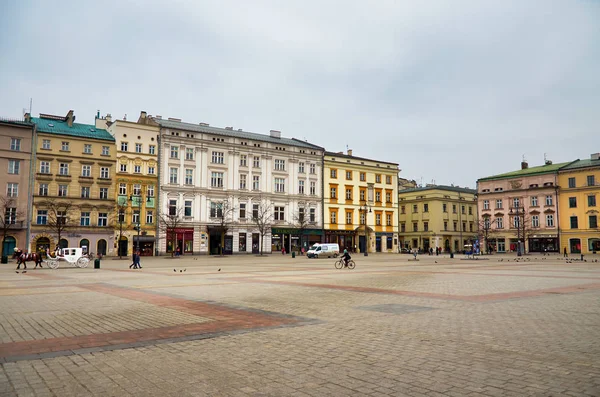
[133, 236, 156, 243]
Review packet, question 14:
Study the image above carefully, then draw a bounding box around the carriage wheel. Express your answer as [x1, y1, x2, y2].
[77, 257, 89, 268]
[47, 259, 59, 269]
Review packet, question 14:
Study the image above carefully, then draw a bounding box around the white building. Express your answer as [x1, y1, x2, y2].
[156, 117, 323, 255]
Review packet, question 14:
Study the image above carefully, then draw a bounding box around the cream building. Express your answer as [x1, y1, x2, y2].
[324, 149, 399, 254]
[96, 111, 159, 256]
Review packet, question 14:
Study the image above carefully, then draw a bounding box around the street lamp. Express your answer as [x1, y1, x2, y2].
[509, 206, 525, 256]
[360, 203, 371, 256]
[129, 191, 151, 254]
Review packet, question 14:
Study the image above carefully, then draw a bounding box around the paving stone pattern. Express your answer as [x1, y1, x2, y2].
[0, 253, 599, 396]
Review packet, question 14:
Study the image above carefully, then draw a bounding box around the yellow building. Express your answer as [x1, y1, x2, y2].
[324, 149, 399, 254]
[558, 154, 600, 255]
[96, 111, 159, 256]
[28, 111, 117, 256]
[398, 185, 478, 253]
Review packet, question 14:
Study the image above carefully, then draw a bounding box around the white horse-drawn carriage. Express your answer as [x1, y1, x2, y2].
[46, 248, 91, 269]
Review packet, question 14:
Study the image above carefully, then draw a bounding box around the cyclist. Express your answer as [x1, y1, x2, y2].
[341, 249, 352, 267]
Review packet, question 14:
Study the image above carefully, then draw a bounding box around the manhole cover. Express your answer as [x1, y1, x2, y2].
[357, 304, 434, 314]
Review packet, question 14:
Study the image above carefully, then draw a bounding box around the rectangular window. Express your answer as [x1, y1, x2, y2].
[84, 144, 92, 154]
[81, 186, 90, 198]
[253, 156, 261, 168]
[462, 222, 466, 231]
[275, 206, 285, 221]
[461, 205, 466, 214]
[240, 174, 247, 189]
[169, 199, 177, 216]
[169, 168, 178, 184]
[58, 185, 68, 197]
[532, 215, 539, 228]
[401, 205, 405, 214]
[331, 187, 337, 199]
[568, 177, 576, 188]
[469, 206, 473, 215]
[444, 221, 448, 231]
[375, 191, 381, 202]
[7, 183, 18, 197]
[239, 203, 246, 219]
[148, 166, 155, 175]
[401, 223, 406, 232]
[588, 175, 596, 187]
[146, 210, 154, 224]
[299, 207, 305, 222]
[299, 180, 305, 194]
[42, 139, 51, 149]
[253, 175, 260, 190]
[546, 214, 554, 227]
[570, 216, 578, 229]
[386, 175, 391, 184]
[133, 184, 141, 196]
[569, 197, 577, 208]
[589, 195, 597, 207]
[100, 167, 109, 179]
[5, 208, 17, 224]
[310, 164, 316, 174]
[452, 204, 457, 213]
[483, 200, 489, 210]
[37, 210, 48, 225]
[298, 162, 305, 173]
[413, 222, 418, 232]
[413, 204, 418, 213]
[330, 211, 337, 224]
[211, 172, 224, 188]
[98, 213, 108, 227]
[275, 159, 286, 171]
[212, 151, 224, 164]
[386, 192, 391, 203]
[310, 208, 316, 222]
[376, 213, 381, 226]
[99, 187, 108, 199]
[495, 200, 502, 209]
[135, 143, 142, 153]
[186, 147, 194, 160]
[120, 164, 127, 172]
[39, 183, 48, 196]
[375, 174, 381, 183]
[81, 165, 91, 177]
[119, 183, 127, 195]
[184, 200, 192, 217]
[497, 217, 503, 229]
[590, 215, 598, 228]
[11, 138, 23, 151]
[546, 195, 553, 206]
[346, 212, 352, 224]
[360, 172, 366, 181]
[240, 154, 247, 166]
[424, 203, 429, 212]
[147, 185, 154, 197]
[346, 171, 352, 180]
[61, 141, 69, 151]
[134, 165, 141, 173]
[310, 181, 316, 195]
[102, 146, 110, 156]
[275, 178, 285, 193]
[120, 142, 128, 152]
[531, 196, 538, 206]
[386, 214, 391, 226]
[346, 188, 352, 200]
[252, 204, 259, 219]
[8, 160, 20, 174]
[453, 222, 457, 231]
[132, 210, 140, 224]
[330, 169, 337, 178]
[169, 146, 178, 159]
[185, 169, 193, 185]
[149, 145, 155, 155]
[443, 203, 448, 212]
[423, 221, 428, 231]
[80, 212, 90, 226]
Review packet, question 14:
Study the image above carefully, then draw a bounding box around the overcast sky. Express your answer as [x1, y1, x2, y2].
[1, 0, 598, 188]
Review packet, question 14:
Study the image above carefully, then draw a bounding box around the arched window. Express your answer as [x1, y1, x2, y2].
[80, 239, 90, 254]
[97, 239, 107, 256]
[2, 236, 16, 256]
[59, 239, 69, 249]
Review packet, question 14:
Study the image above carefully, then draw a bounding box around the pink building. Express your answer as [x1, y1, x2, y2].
[477, 160, 570, 254]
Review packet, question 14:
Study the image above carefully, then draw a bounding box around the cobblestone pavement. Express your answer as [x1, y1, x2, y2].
[1, 253, 599, 396]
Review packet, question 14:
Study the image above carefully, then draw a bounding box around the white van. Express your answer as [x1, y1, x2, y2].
[307, 243, 340, 258]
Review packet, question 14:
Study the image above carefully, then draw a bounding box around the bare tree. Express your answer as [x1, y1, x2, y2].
[0, 196, 24, 258]
[210, 198, 236, 256]
[251, 195, 273, 256]
[292, 205, 310, 253]
[479, 215, 499, 254]
[39, 198, 78, 247]
[158, 205, 185, 257]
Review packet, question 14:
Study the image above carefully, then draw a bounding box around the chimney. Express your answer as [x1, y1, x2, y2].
[106, 113, 112, 123]
[521, 161, 528, 170]
[24, 113, 31, 123]
[592, 153, 600, 161]
[347, 149, 353, 156]
[270, 129, 281, 138]
[225, 126, 233, 130]
[155, 115, 161, 120]
[96, 110, 100, 119]
[168, 117, 181, 122]
[199, 122, 209, 126]
[137, 111, 147, 124]
[66, 110, 75, 127]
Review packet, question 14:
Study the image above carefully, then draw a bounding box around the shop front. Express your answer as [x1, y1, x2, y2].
[167, 228, 194, 255]
[133, 235, 155, 256]
[325, 230, 355, 252]
[528, 235, 558, 253]
[272, 228, 323, 254]
[375, 232, 395, 252]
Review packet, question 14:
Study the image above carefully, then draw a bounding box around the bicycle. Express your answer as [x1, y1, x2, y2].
[335, 258, 355, 269]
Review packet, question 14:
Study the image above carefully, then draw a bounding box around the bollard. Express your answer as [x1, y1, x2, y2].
[94, 258, 100, 269]
[581, 254, 584, 261]
[292, 251, 296, 258]
[450, 253, 454, 259]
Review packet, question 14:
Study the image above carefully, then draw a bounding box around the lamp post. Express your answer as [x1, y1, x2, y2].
[509, 206, 524, 256]
[130, 190, 151, 254]
[360, 203, 371, 256]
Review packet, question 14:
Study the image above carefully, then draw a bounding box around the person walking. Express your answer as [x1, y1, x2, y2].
[563, 247, 568, 258]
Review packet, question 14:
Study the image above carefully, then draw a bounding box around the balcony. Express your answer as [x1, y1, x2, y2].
[36, 172, 53, 181]
[97, 177, 112, 185]
[78, 175, 94, 184]
[55, 174, 72, 182]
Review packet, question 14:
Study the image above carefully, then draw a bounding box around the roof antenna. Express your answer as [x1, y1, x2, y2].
[544, 153, 547, 162]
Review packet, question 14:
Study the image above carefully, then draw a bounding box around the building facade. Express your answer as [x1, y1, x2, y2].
[477, 160, 570, 254]
[324, 149, 399, 254]
[558, 153, 600, 255]
[28, 111, 117, 256]
[96, 112, 160, 256]
[0, 118, 35, 257]
[398, 185, 477, 253]
[156, 117, 323, 255]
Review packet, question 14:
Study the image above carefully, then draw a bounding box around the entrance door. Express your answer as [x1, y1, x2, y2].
[97, 239, 107, 256]
[359, 235, 366, 254]
[375, 236, 382, 252]
[118, 237, 128, 257]
[252, 233, 260, 254]
[36, 237, 50, 257]
[224, 235, 233, 255]
[2, 236, 16, 257]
